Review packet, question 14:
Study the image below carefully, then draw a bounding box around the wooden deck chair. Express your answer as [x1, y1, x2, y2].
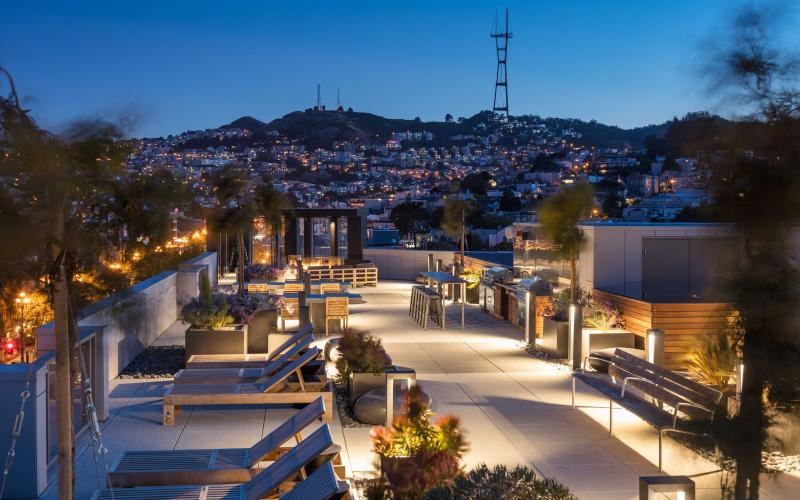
[174, 335, 320, 385]
[279, 297, 300, 331]
[324, 296, 349, 336]
[93, 424, 337, 500]
[185, 324, 313, 369]
[163, 348, 333, 425]
[283, 282, 305, 293]
[281, 462, 351, 500]
[319, 282, 341, 294]
[110, 397, 337, 487]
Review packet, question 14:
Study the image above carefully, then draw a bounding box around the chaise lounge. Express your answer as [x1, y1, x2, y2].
[163, 348, 333, 425]
[93, 424, 340, 499]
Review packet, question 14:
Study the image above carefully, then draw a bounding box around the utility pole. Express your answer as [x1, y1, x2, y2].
[491, 7, 512, 118]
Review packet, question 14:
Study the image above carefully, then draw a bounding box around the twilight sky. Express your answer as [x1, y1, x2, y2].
[0, 0, 787, 137]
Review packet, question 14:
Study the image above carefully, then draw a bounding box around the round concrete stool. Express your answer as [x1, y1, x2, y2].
[324, 337, 343, 362]
[353, 388, 433, 425]
[588, 347, 645, 373]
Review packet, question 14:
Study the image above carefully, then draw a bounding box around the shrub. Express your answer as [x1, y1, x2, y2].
[370, 386, 468, 499]
[335, 329, 388, 379]
[181, 273, 234, 329]
[247, 264, 284, 281]
[689, 332, 737, 389]
[540, 287, 591, 322]
[424, 463, 577, 500]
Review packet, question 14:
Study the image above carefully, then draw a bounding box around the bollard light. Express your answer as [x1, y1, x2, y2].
[646, 329, 665, 366]
[736, 356, 745, 411]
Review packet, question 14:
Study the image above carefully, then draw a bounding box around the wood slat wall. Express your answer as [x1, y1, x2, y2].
[592, 289, 736, 370]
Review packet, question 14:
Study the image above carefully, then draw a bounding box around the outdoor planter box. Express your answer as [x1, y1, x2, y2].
[350, 371, 387, 404]
[581, 328, 634, 361]
[247, 310, 278, 354]
[185, 324, 248, 361]
[542, 318, 569, 357]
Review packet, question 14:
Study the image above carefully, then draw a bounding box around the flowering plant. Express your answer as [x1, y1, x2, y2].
[248, 264, 284, 281]
[370, 386, 467, 497]
[225, 293, 283, 324]
[540, 287, 592, 321]
[584, 298, 625, 329]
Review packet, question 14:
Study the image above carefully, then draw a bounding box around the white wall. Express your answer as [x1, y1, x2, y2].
[37, 252, 218, 381]
[579, 223, 737, 298]
[364, 248, 454, 280]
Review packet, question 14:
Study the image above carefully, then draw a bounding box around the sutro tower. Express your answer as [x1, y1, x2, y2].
[491, 8, 512, 118]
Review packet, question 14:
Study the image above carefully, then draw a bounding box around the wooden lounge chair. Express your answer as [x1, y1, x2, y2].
[324, 296, 349, 336]
[185, 324, 313, 370]
[281, 462, 351, 500]
[163, 348, 333, 425]
[93, 424, 338, 499]
[174, 335, 319, 385]
[110, 397, 340, 487]
[279, 297, 300, 331]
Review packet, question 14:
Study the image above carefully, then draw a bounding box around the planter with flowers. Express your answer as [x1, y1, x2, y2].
[581, 298, 634, 361]
[225, 292, 284, 353]
[335, 329, 393, 404]
[368, 385, 468, 499]
[182, 274, 246, 361]
[540, 287, 591, 358]
[247, 264, 285, 282]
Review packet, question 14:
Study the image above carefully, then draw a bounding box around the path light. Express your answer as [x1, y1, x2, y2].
[646, 329, 664, 366]
[638, 475, 695, 500]
[736, 356, 745, 412]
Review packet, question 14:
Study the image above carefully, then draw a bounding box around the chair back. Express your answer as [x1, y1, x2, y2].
[284, 282, 305, 293]
[325, 296, 348, 317]
[320, 283, 341, 294]
[243, 424, 334, 500]
[281, 462, 347, 500]
[281, 298, 300, 319]
[247, 397, 326, 466]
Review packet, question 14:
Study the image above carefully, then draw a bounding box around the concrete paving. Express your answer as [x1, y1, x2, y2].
[45, 280, 800, 499]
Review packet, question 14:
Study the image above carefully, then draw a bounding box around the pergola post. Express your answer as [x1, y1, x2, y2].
[303, 217, 313, 257]
[331, 217, 339, 257]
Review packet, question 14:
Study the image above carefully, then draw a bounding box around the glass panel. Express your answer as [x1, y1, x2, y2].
[339, 218, 348, 260]
[313, 217, 331, 257]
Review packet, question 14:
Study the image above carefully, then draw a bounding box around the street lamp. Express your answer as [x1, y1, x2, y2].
[15, 291, 32, 360]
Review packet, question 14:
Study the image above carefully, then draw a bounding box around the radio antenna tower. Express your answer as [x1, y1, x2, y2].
[491, 8, 512, 118]
[316, 83, 321, 110]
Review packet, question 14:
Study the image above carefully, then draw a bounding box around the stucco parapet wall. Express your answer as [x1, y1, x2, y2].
[76, 270, 177, 320]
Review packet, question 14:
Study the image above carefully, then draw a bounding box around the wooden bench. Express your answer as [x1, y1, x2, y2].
[573, 348, 724, 471]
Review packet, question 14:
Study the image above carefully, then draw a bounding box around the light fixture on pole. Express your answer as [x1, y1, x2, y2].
[646, 329, 664, 366]
[735, 356, 745, 412]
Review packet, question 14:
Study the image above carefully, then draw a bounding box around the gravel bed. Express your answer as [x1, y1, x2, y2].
[326, 363, 372, 428]
[520, 341, 572, 372]
[118, 345, 184, 379]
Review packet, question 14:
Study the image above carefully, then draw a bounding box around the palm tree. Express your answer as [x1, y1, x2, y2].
[538, 182, 594, 304]
[255, 182, 288, 265]
[442, 195, 473, 271]
[1, 66, 127, 499]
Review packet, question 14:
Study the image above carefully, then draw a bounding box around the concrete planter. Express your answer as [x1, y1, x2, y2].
[246, 310, 278, 354]
[542, 318, 569, 358]
[580, 328, 634, 362]
[185, 324, 248, 361]
[350, 371, 387, 404]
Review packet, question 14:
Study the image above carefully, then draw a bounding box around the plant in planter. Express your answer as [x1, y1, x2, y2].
[370, 386, 468, 499]
[224, 292, 284, 353]
[335, 329, 391, 402]
[181, 273, 234, 329]
[182, 274, 247, 360]
[424, 463, 577, 500]
[584, 298, 625, 330]
[459, 270, 481, 304]
[540, 287, 591, 357]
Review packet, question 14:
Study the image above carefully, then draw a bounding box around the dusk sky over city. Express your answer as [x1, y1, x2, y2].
[0, 0, 789, 137]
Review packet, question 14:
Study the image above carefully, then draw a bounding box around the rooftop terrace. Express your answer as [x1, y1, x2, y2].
[46, 280, 800, 499]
